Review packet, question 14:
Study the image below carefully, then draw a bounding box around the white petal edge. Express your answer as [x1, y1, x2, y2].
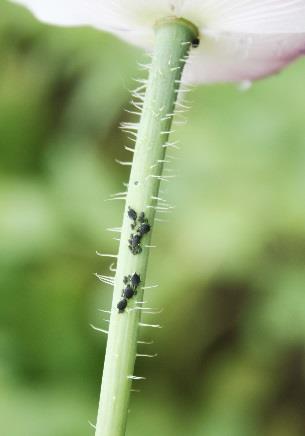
[13, 0, 305, 34]
[11, 0, 172, 32]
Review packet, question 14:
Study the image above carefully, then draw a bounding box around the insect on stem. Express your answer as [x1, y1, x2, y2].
[95, 17, 199, 436]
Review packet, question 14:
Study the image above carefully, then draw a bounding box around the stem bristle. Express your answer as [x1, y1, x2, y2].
[95, 18, 198, 435]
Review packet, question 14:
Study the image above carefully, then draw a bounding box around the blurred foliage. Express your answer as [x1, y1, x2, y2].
[1, 2, 305, 436]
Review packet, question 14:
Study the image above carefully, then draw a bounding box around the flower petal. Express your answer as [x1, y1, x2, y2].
[181, 0, 305, 34]
[12, 0, 305, 35]
[183, 32, 305, 83]
[11, 0, 173, 31]
[12, 0, 305, 83]
[11, 0, 125, 30]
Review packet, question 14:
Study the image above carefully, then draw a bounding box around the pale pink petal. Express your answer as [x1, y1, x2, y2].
[12, 0, 305, 35]
[11, 0, 305, 83]
[183, 32, 305, 83]
[181, 0, 305, 34]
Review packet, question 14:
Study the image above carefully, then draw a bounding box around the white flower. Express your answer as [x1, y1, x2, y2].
[12, 0, 305, 83]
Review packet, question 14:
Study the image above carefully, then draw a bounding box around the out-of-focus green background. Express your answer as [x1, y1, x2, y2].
[1, 3, 305, 436]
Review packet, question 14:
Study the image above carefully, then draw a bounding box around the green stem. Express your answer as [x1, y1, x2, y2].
[95, 18, 198, 436]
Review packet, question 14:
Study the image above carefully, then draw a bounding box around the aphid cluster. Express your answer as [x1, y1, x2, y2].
[128, 207, 151, 255]
[117, 273, 141, 313]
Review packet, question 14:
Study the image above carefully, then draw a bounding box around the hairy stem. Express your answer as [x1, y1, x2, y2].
[95, 18, 198, 436]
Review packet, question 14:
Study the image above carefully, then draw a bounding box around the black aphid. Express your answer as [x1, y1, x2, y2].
[138, 223, 151, 236]
[128, 207, 137, 222]
[128, 233, 142, 255]
[131, 273, 141, 289]
[123, 275, 130, 285]
[192, 38, 200, 48]
[117, 298, 127, 312]
[123, 285, 134, 299]
[138, 212, 147, 224]
[129, 246, 142, 255]
[129, 233, 141, 246]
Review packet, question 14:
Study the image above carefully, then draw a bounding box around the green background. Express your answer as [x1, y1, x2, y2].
[1, 3, 305, 435]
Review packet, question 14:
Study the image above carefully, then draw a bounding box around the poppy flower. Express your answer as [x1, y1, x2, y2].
[12, 0, 305, 83]
[9, 3, 305, 435]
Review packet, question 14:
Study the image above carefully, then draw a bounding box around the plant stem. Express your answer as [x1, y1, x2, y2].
[95, 18, 198, 436]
